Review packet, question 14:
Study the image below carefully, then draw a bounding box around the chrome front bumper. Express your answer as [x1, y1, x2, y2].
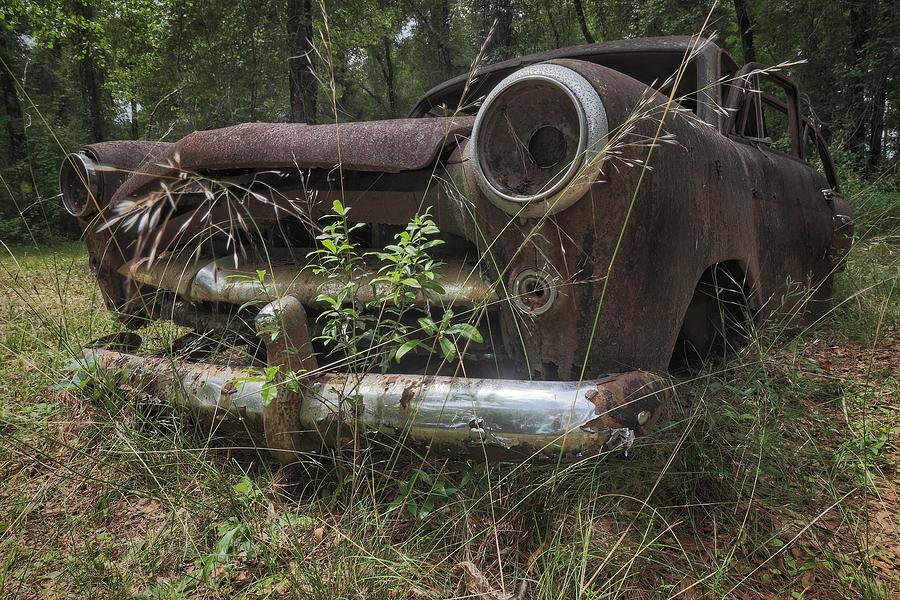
[81, 345, 669, 463]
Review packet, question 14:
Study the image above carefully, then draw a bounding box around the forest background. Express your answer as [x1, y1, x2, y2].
[0, 0, 897, 243]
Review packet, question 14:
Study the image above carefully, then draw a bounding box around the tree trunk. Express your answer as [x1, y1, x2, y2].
[490, 1, 514, 59]
[732, 0, 756, 64]
[72, 1, 107, 143]
[475, 0, 515, 61]
[378, 37, 396, 116]
[866, 76, 886, 170]
[437, 0, 454, 78]
[405, 0, 453, 80]
[0, 31, 28, 167]
[573, 0, 594, 44]
[542, 0, 561, 47]
[845, 0, 871, 158]
[130, 98, 139, 139]
[287, 0, 317, 123]
[81, 53, 106, 143]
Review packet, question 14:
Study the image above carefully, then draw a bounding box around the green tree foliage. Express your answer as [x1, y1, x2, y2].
[0, 0, 897, 242]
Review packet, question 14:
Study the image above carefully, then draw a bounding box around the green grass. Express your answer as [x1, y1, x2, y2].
[842, 176, 900, 243]
[0, 229, 897, 598]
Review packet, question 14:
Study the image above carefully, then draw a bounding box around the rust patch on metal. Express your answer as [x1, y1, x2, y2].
[256, 296, 318, 464]
[111, 118, 474, 205]
[581, 371, 669, 434]
[399, 384, 416, 410]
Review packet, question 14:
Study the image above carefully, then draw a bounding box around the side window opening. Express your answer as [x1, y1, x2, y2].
[802, 122, 826, 178]
[730, 73, 798, 156]
[760, 103, 791, 153]
[734, 80, 762, 139]
[726, 64, 840, 191]
[801, 119, 840, 190]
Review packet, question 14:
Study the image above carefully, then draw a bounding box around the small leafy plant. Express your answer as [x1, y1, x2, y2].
[306, 200, 482, 373]
[307, 199, 372, 362]
[228, 365, 282, 406]
[387, 469, 459, 521]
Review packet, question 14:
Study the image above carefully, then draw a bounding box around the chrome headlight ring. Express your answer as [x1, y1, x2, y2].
[471, 63, 609, 217]
[59, 151, 100, 217]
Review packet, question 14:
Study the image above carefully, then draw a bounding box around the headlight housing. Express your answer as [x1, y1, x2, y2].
[59, 151, 100, 217]
[471, 63, 608, 217]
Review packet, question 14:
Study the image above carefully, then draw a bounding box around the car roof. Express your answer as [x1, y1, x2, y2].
[408, 35, 727, 118]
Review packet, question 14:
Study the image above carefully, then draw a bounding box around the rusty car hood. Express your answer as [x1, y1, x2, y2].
[112, 116, 475, 204]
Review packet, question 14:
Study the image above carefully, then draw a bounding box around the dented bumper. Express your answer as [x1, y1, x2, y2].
[82, 345, 669, 463]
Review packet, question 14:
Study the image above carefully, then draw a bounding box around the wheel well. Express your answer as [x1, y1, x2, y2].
[670, 261, 756, 368]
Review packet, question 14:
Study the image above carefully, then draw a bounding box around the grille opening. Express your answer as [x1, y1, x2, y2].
[127, 168, 500, 376]
[307, 307, 509, 378]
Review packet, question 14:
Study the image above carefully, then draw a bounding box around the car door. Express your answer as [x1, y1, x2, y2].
[723, 67, 838, 320]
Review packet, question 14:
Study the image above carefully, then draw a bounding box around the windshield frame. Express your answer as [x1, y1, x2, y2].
[407, 36, 725, 129]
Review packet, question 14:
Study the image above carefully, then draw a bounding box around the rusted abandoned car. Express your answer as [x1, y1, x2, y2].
[60, 36, 852, 463]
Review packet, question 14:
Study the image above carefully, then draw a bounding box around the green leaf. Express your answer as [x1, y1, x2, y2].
[233, 477, 253, 495]
[386, 497, 404, 513]
[323, 238, 340, 254]
[406, 498, 418, 519]
[449, 323, 482, 343]
[417, 317, 436, 334]
[423, 280, 446, 294]
[439, 337, 457, 362]
[395, 340, 419, 362]
[415, 469, 433, 486]
[260, 379, 278, 406]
